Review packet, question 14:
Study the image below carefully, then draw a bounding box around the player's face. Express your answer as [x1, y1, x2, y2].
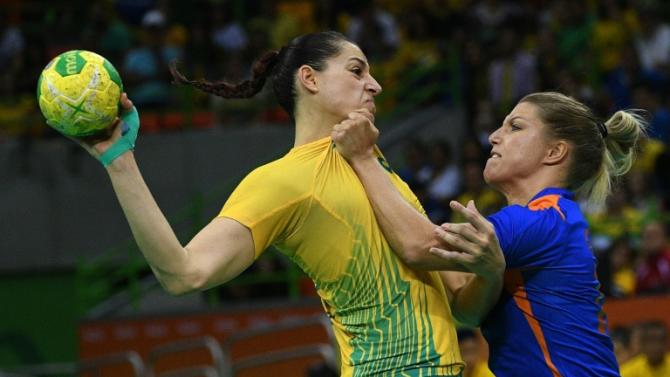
[483, 102, 552, 188]
[314, 42, 382, 118]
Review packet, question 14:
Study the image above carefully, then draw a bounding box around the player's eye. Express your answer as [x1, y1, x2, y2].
[351, 67, 363, 76]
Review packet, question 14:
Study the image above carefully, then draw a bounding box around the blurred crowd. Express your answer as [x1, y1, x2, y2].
[1, 0, 670, 297]
[456, 321, 670, 377]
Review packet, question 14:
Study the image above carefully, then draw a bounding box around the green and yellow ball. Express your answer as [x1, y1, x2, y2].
[37, 50, 123, 137]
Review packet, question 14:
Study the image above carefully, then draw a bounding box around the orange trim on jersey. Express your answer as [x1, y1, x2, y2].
[505, 270, 563, 377]
[528, 194, 566, 220]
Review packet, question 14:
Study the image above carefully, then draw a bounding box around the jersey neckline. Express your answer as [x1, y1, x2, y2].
[288, 135, 332, 154]
[528, 187, 574, 205]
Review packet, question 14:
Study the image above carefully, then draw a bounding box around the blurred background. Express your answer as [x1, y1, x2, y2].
[1, 0, 669, 376]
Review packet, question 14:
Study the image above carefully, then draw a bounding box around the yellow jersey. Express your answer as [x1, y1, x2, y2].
[220, 136, 463, 376]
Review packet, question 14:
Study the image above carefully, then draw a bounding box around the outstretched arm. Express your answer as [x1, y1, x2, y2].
[106, 152, 255, 295]
[76, 95, 255, 295]
[432, 201, 505, 327]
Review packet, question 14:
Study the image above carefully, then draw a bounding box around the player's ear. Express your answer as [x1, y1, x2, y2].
[544, 139, 569, 165]
[297, 65, 318, 94]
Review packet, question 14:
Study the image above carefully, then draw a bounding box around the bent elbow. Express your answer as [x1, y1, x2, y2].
[158, 271, 208, 296]
[162, 282, 194, 296]
[395, 241, 434, 270]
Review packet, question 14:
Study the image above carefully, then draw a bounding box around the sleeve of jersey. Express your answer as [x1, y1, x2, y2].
[217, 166, 310, 259]
[487, 206, 565, 269]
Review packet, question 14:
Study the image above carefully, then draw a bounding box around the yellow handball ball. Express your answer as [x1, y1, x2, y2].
[37, 50, 123, 137]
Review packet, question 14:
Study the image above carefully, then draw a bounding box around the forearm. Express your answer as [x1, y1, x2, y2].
[447, 272, 503, 327]
[106, 152, 199, 294]
[350, 156, 464, 270]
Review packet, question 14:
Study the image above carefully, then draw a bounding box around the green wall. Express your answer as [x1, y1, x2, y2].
[0, 271, 77, 367]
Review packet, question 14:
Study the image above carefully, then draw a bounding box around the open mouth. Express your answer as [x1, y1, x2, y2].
[490, 151, 501, 159]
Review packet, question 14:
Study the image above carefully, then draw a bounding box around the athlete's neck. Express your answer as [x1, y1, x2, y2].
[499, 177, 565, 206]
[293, 107, 342, 147]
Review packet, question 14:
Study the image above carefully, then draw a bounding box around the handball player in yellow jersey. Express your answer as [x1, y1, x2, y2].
[65, 31, 506, 376]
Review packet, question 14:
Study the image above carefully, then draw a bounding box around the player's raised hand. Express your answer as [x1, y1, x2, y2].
[78, 93, 132, 147]
[331, 108, 379, 161]
[73, 93, 140, 167]
[429, 200, 505, 279]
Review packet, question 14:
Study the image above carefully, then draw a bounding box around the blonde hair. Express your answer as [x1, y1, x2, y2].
[520, 92, 647, 206]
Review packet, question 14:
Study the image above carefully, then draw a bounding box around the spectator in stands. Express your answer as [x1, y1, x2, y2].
[461, 36, 490, 127]
[626, 169, 666, 227]
[346, 1, 399, 62]
[0, 9, 24, 99]
[654, 150, 670, 207]
[208, 5, 271, 124]
[604, 44, 641, 111]
[552, 1, 593, 75]
[597, 236, 637, 297]
[632, 83, 670, 143]
[610, 326, 634, 366]
[210, 5, 248, 78]
[635, 221, 670, 294]
[426, 140, 461, 222]
[591, 1, 631, 75]
[472, 0, 518, 45]
[620, 321, 670, 377]
[470, 101, 498, 152]
[634, 6, 670, 79]
[397, 138, 432, 189]
[487, 26, 537, 114]
[81, 3, 132, 66]
[122, 9, 180, 108]
[587, 187, 644, 251]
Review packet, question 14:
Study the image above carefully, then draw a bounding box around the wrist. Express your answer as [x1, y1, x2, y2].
[349, 153, 377, 170]
[105, 150, 136, 174]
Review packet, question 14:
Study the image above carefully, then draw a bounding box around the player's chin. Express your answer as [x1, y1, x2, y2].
[482, 163, 498, 185]
[364, 101, 376, 114]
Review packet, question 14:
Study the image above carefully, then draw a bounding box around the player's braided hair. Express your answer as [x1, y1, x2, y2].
[169, 50, 281, 99]
[169, 31, 350, 120]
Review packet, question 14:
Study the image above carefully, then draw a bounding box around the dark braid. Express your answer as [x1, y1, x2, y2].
[169, 50, 281, 99]
[170, 31, 350, 119]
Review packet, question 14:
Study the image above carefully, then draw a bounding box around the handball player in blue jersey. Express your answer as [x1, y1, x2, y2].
[333, 91, 647, 376]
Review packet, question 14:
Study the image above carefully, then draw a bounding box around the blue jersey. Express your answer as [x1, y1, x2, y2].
[482, 188, 619, 377]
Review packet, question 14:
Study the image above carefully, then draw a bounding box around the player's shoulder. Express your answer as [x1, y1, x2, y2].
[525, 187, 581, 222]
[489, 204, 544, 227]
[240, 147, 321, 197]
[246, 155, 309, 184]
[489, 189, 576, 233]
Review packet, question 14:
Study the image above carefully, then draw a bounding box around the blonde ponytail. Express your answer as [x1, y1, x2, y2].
[575, 110, 647, 206]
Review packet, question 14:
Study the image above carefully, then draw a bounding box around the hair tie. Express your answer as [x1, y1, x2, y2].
[597, 122, 608, 139]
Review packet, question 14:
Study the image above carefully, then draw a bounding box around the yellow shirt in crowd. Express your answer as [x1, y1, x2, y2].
[620, 354, 670, 377]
